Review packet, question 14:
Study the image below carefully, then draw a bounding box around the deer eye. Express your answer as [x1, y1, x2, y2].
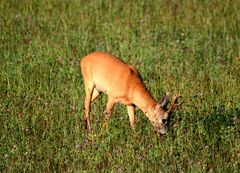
[162, 119, 167, 124]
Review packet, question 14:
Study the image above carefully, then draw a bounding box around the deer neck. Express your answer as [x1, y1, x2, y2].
[131, 85, 157, 121]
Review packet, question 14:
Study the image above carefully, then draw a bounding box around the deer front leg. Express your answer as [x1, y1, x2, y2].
[102, 96, 115, 129]
[104, 97, 115, 119]
[127, 105, 135, 130]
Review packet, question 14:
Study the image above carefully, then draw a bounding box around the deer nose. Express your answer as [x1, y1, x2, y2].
[156, 127, 167, 136]
[159, 130, 167, 135]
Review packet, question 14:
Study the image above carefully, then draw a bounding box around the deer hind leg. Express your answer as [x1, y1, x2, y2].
[83, 82, 94, 131]
[127, 105, 135, 130]
[91, 88, 101, 102]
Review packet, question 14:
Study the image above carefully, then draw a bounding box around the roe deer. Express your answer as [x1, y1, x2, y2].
[80, 51, 180, 135]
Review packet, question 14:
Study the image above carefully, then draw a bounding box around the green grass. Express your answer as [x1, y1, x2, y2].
[0, 0, 239, 172]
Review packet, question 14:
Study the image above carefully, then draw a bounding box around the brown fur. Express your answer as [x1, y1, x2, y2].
[80, 51, 179, 134]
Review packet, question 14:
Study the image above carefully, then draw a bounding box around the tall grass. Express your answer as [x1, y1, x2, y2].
[0, 0, 239, 172]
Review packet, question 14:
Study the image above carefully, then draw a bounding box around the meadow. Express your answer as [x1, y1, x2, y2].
[0, 0, 239, 172]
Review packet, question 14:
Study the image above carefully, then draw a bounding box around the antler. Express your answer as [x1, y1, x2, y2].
[166, 94, 181, 114]
[159, 92, 170, 108]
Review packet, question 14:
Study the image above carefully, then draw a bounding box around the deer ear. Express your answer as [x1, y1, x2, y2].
[159, 92, 169, 108]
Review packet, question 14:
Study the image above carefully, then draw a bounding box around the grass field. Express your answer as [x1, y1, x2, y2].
[0, 0, 240, 172]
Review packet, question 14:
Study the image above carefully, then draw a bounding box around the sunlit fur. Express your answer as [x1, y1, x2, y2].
[81, 51, 174, 135]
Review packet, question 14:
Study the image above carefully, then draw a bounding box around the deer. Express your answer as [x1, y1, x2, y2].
[80, 51, 180, 135]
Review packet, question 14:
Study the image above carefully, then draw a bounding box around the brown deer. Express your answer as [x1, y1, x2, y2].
[80, 51, 180, 135]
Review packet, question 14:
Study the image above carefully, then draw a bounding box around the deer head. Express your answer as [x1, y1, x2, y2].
[151, 93, 180, 135]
